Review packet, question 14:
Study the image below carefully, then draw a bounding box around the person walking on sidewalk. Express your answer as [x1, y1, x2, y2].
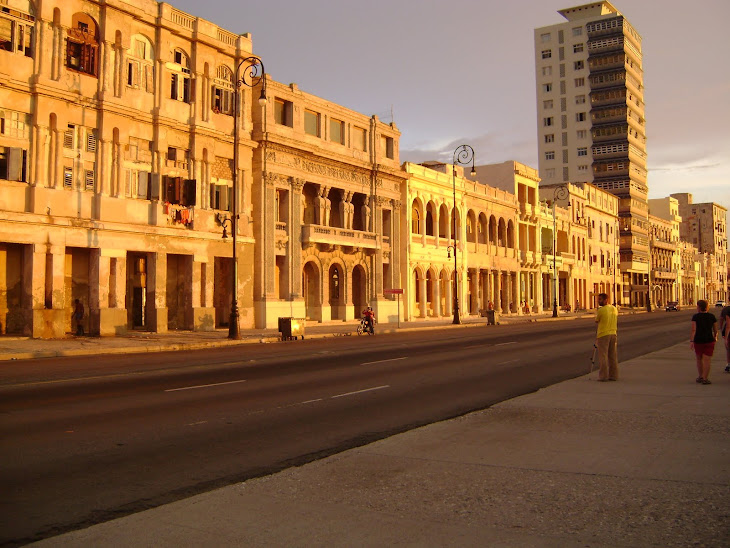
[595, 292, 618, 381]
[720, 303, 730, 373]
[690, 299, 718, 385]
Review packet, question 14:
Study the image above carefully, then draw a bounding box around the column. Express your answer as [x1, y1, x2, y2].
[146, 251, 167, 333]
[495, 271, 503, 313]
[434, 276, 441, 317]
[445, 275, 453, 317]
[419, 273, 427, 318]
[290, 179, 305, 300]
[511, 272, 519, 313]
[26, 244, 65, 338]
[192, 257, 215, 331]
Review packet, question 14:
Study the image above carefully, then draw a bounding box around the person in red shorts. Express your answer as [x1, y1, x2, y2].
[690, 300, 718, 385]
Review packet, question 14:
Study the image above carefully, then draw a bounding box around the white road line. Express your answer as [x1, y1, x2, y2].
[300, 398, 323, 404]
[494, 341, 517, 346]
[164, 379, 247, 392]
[465, 344, 487, 349]
[331, 385, 390, 399]
[498, 359, 520, 365]
[360, 357, 407, 366]
[187, 421, 208, 426]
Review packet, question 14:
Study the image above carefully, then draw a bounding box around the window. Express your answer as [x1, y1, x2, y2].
[543, 117, 554, 127]
[541, 49, 552, 59]
[66, 14, 99, 77]
[86, 131, 97, 153]
[212, 65, 234, 115]
[543, 100, 553, 109]
[274, 98, 293, 127]
[0, 5, 34, 58]
[577, 129, 587, 139]
[329, 118, 345, 145]
[167, 147, 189, 169]
[545, 151, 555, 160]
[578, 165, 588, 172]
[542, 83, 552, 92]
[127, 36, 154, 93]
[540, 33, 551, 43]
[545, 168, 555, 178]
[545, 134, 554, 143]
[85, 169, 95, 190]
[577, 147, 588, 157]
[163, 176, 196, 206]
[575, 95, 586, 104]
[0, 109, 30, 139]
[574, 60, 584, 70]
[382, 135, 394, 159]
[572, 27, 582, 37]
[573, 43, 584, 53]
[541, 66, 552, 76]
[210, 183, 232, 211]
[0, 146, 27, 182]
[170, 49, 191, 103]
[63, 167, 73, 188]
[63, 124, 75, 148]
[304, 109, 320, 137]
[576, 112, 586, 122]
[353, 126, 367, 151]
[574, 77, 585, 87]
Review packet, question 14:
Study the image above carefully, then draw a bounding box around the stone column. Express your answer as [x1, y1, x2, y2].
[495, 271, 503, 313]
[26, 244, 65, 338]
[192, 257, 215, 331]
[434, 275, 441, 317]
[146, 251, 167, 333]
[88, 249, 108, 335]
[445, 274, 453, 317]
[290, 179, 305, 300]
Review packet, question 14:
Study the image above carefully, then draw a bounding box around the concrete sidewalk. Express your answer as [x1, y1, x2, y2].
[30, 342, 730, 548]
[0, 309, 607, 362]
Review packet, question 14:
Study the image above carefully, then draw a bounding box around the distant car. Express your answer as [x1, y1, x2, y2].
[716, 300, 726, 308]
[665, 301, 679, 311]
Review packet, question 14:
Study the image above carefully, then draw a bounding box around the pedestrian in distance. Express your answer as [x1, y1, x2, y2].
[690, 299, 718, 385]
[594, 292, 618, 381]
[720, 303, 730, 373]
[72, 298, 85, 336]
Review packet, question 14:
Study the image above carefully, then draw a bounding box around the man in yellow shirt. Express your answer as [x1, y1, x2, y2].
[595, 292, 618, 381]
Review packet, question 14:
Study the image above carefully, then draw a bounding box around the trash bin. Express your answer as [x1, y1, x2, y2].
[278, 317, 305, 340]
[485, 310, 496, 325]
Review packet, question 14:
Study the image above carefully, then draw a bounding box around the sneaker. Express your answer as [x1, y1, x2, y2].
[696, 377, 703, 383]
[701, 379, 712, 385]
[724, 365, 730, 373]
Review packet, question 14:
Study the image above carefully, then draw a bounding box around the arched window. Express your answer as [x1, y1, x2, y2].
[411, 202, 421, 234]
[212, 65, 234, 115]
[67, 13, 99, 77]
[127, 35, 154, 93]
[170, 48, 191, 103]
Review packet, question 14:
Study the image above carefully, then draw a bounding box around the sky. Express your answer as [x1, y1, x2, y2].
[172, 0, 730, 228]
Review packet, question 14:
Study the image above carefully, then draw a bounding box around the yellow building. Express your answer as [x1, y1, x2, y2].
[251, 78, 406, 327]
[0, 0, 261, 336]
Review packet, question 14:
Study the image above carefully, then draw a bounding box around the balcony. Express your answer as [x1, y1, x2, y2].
[302, 224, 378, 249]
[653, 269, 677, 281]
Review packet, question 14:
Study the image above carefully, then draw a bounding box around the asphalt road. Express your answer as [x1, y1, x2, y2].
[0, 310, 696, 546]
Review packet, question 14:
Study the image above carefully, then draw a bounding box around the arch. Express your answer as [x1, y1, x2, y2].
[489, 215, 497, 244]
[426, 268, 435, 316]
[411, 198, 423, 235]
[412, 267, 423, 318]
[173, 47, 190, 68]
[497, 218, 506, 247]
[212, 64, 234, 115]
[438, 203, 449, 238]
[477, 213, 488, 244]
[328, 262, 344, 320]
[127, 34, 155, 92]
[507, 220, 515, 248]
[440, 269, 450, 317]
[466, 210, 477, 243]
[352, 264, 367, 314]
[303, 260, 321, 321]
[425, 201, 436, 236]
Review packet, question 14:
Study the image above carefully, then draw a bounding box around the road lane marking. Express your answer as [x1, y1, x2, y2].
[188, 421, 208, 426]
[360, 357, 407, 366]
[300, 398, 323, 404]
[164, 379, 247, 392]
[494, 341, 517, 346]
[331, 385, 389, 399]
[497, 359, 520, 365]
[465, 344, 488, 349]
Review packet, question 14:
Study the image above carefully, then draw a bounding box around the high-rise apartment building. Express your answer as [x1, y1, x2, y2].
[535, 2, 649, 306]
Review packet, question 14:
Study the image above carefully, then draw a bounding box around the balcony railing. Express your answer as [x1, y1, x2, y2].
[302, 224, 378, 249]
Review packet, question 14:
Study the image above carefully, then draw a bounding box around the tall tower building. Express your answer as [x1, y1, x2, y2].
[535, 2, 649, 306]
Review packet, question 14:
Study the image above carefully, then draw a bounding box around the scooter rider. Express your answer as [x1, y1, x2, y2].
[362, 306, 375, 333]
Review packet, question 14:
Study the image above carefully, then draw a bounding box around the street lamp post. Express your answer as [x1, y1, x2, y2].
[450, 145, 477, 325]
[613, 220, 618, 306]
[551, 185, 569, 318]
[228, 56, 267, 339]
